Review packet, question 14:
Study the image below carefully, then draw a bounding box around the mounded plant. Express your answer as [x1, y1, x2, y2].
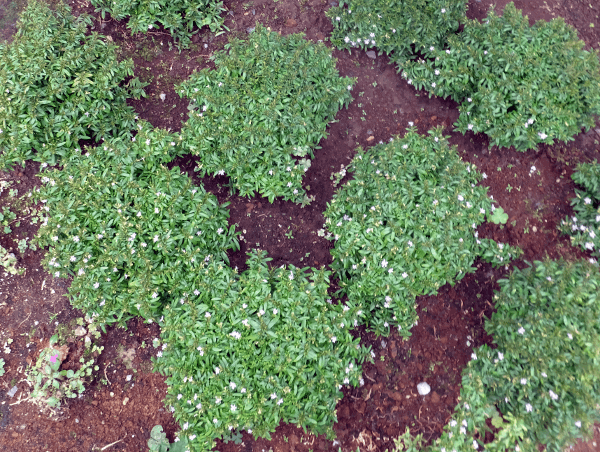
[31, 121, 238, 327]
[0, 0, 147, 171]
[327, 0, 467, 64]
[324, 126, 522, 337]
[178, 23, 355, 205]
[88, 0, 226, 49]
[154, 250, 368, 452]
[396, 259, 600, 452]
[398, 2, 600, 151]
[559, 160, 600, 259]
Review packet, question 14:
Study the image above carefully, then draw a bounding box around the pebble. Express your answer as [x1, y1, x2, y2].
[7, 386, 18, 398]
[366, 50, 377, 59]
[417, 382, 430, 396]
[246, 27, 255, 34]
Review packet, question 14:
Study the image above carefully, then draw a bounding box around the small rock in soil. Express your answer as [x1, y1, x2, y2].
[430, 391, 440, 404]
[7, 386, 18, 397]
[417, 382, 430, 395]
[246, 27, 255, 33]
[366, 50, 377, 59]
[285, 18, 298, 28]
[74, 326, 86, 336]
[367, 136, 375, 142]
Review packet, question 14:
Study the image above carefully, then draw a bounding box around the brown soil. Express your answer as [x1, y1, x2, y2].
[1, 0, 600, 451]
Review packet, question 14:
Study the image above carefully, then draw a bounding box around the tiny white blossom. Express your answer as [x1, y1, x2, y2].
[521, 378, 527, 385]
[381, 259, 388, 268]
[549, 390, 558, 400]
[526, 403, 532, 412]
[584, 197, 592, 204]
[331, 336, 337, 343]
[518, 327, 525, 335]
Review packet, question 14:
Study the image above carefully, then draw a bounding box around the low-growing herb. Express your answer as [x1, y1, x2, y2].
[324, 126, 522, 336]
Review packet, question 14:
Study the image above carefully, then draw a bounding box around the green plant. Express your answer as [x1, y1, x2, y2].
[327, 0, 467, 65]
[25, 336, 100, 413]
[31, 120, 239, 327]
[148, 425, 189, 452]
[324, 126, 522, 337]
[0, 0, 147, 171]
[154, 249, 368, 452]
[0, 245, 22, 276]
[0, 358, 5, 376]
[89, 0, 227, 50]
[222, 430, 243, 445]
[558, 160, 600, 259]
[178, 23, 355, 205]
[399, 2, 600, 151]
[488, 206, 509, 225]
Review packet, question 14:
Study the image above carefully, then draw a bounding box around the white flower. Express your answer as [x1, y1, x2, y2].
[407, 240, 413, 247]
[575, 420, 581, 428]
[215, 367, 220, 375]
[567, 333, 573, 339]
[473, 440, 478, 449]
[585, 242, 594, 250]
[446, 49, 451, 54]
[407, 79, 412, 85]
[518, 327, 525, 335]
[441, 8, 446, 13]
[467, 124, 473, 130]
[277, 398, 283, 405]
[430, 46, 435, 51]
[484, 51, 488, 55]
[271, 393, 277, 400]
[381, 259, 388, 268]
[408, 121, 414, 126]
[94, 282, 100, 289]
[520, 378, 527, 385]
[347, 85, 352, 90]
[205, 312, 211, 318]
[344, 36, 349, 43]
[432, 82, 436, 88]
[197, 346, 204, 355]
[584, 197, 592, 204]
[549, 390, 558, 400]
[402, 272, 408, 278]
[471, 353, 477, 360]
[458, 195, 464, 201]
[435, 69, 440, 75]
[70, 256, 77, 262]
[177, 394, 183, 400]
[73, 235, 80, 243]
[538, 132, 547, 139]
[230, 404, 236, 412]
[213, 418, 218, 424]
[331, 336, 337, 343]
[525, 403, 532, 412]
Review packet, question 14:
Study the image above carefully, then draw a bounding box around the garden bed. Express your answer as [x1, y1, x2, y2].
[0, 0, 599, 451]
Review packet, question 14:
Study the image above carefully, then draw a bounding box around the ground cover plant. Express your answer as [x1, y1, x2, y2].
[398, 2, 600, 151]
[0, 0, 147, 171]
[178, 23, 355, 205]
[1, 0, 600, 451]
[31, 120, 239, 326]
[559, 160, 600, 259]
[88, 0, 226, 49]
[324, 126, 522, 337]
[397, 258, 600, 452]
[154, 250, 368, 451]
[327, 0, 467, 65]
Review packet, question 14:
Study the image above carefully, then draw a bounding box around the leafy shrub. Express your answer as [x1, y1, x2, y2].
[25, 337, 101, 413]
[559, 160, 600, 259]
[327, 0, 466, 64]
[0, 0, 147, 171]
[178, 23, 355, 204]
[154, 250, 368, 452]
[398, 2, 600, 151]
[397, 259, 600, 452]
[89, 0, 226, 49]
[31, 121, 238, 327]
[324, 126, 522, 337]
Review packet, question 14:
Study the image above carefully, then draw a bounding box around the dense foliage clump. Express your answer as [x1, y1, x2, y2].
[32, 121, 238, 326]
[327, 0, 467, 65]
[154, 250, 368, 452]
[324, 126, 522, 337]
[559, 160, 600, 259]
[89, 0, 227, 49]
[399, 2, 600, 151]
[0, 0, 146, 171]
[178, 23, 355, 204]
[397, 259, 600, 452]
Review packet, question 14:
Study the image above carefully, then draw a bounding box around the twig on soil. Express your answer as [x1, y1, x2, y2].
[18, 312, 31, 327]
[104, 364, 111, 385]
[100, 438, 125, 451]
